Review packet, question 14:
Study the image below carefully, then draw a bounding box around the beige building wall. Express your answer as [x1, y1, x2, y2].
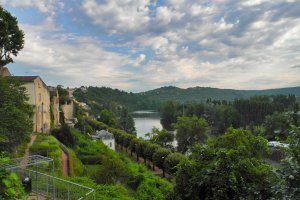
[62, 101, 74, 121]
[23, 77, 51, 133]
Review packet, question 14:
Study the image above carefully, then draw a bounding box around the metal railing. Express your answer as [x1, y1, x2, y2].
[25, 169, 95, 200]
[1, 155, 96, 200]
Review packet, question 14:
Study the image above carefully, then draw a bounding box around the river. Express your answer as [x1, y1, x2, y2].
[131, 110, 162, 139]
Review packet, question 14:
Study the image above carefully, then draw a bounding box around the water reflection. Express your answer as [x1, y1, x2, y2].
[132, 110, 162, 138]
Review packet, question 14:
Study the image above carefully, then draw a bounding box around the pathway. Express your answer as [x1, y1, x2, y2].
[116, 145, 171, 178]
[20, 134, 37, 168]
[61, 150, 68, 176]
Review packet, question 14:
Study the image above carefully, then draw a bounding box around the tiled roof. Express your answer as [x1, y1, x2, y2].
[14, 76, 39, 82]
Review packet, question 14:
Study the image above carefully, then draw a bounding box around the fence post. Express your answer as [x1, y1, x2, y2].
[52, 160, 56, 200]
[36, 159, 38, 200]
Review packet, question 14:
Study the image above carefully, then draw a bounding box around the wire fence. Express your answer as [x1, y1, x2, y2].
[1, 155, 95, 200]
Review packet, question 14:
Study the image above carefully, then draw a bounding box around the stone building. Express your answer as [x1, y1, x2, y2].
[0, 67, 11, 76]
[15, 76, 51, 133]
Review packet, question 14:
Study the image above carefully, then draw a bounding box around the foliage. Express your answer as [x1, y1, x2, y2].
[0, 77, 32, 153]
[0, 6, 24, 66]
[68, 148, 84, 176]
[57, 85, 71, 105]
[153, 148, 171, 177]
[66, 177, 134, 200]
[30, 135, 62, 175]
[72, 86, 159, 113]
[145, 127, 174, 148]
[118, 107, 136, 134]
[69, 123, 173, 199]
[99, 109, 117, 127]
[278, 128, 300, 199]
[263, 111, 293, 141]
[0, 158, 25, 200]
[86, 118, 186, 177]
[164, 153, 186, 175]
[160, 100, 180, 130]
[51, 123, 75, 147]
[175, 115, 208, 153]
[173, 128, 278, 200]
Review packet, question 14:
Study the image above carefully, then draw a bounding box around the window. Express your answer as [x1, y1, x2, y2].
[109, 142, 112, 147]
[38, 93, 41, 101]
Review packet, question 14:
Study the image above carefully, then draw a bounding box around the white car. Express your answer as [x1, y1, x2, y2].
[268, 141, 289, 148]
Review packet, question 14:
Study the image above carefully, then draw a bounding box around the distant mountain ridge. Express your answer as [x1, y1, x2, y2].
[139, 86, 300, 102]
[73, 86, 300, 111]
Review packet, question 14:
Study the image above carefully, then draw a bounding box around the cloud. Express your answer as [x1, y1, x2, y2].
[0, 0, 63, 14]
[81, 0, 151, 33]
[3, 0, 300, 91]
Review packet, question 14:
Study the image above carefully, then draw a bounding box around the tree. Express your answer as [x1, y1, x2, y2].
[278, 128, 300, 199]
[118, 107, 136, 134]
[263, 112, 293, 141]
[0, 77, 32, 152]
[99, 109, 117, 127]
[0, 158, 25, 199]
[173, 128, 278, 200]
[0, 6, 24, 67]
[160, 100, 179, 130]
[152, 148, 171, 177]
[174, 115, 208, 153]
[145, 127, 174, 148]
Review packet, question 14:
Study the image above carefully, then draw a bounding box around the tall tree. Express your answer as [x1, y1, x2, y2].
[0, 6, 24, 67]
[174, 115, 208, 153]
[0, 77, 32, 152]
[99, 109, 117, 127]
[173, 128, 278, 199]
[160, 100, 179, 130]
[118, 107, 136, 134]
[145, 127, 174, 148]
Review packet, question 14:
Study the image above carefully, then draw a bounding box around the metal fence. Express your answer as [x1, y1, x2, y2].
[25, 169, 95, 200]
[1, 155, 95, 200]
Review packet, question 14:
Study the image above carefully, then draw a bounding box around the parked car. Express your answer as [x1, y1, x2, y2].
[268, 141, 289, 148]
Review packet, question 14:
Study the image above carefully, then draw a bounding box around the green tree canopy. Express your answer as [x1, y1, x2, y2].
[0, 77, 32, 152]
[174, 115, 208, 153]
[0, 6, 24, 67]
[145, 127, 174, 148]
[263, 111, 293, 141]
[99, 109, 117, 127]
[173, 128, 278, 200]
[118, 107, 136, 134]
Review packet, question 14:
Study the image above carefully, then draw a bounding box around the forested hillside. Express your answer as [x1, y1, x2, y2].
[73, 86, 300, 112]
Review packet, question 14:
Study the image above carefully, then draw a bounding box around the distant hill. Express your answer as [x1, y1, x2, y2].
[140, 86, 300, 103]
[73, 86, 300, 112]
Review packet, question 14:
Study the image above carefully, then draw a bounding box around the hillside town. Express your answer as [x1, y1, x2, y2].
[1, 2, 300, 200]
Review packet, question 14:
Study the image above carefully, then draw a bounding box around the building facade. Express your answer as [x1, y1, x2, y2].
[91, 130, 115, 151]
[48, 86, 60, 128]
[16, 76, 51, 133]
[0, 67, 11, 76]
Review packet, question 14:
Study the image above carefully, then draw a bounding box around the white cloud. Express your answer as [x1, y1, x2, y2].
[82, 0, 151, 33]
[0, 0, 63, 13]
[4, 0, 300, 91]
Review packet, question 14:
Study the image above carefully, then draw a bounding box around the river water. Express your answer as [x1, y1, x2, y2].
[131, 110, 162, 139]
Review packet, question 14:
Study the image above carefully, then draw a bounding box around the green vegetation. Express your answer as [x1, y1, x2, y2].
[0, 5, 24, 67]
[118, 107, 136, 134]
[73, 86, 300, 113]
[30, 135, 63, 175]
[0, 76, 32, 153]
[145, 127, 174, 148]
[173, 128, 277, 199]
[0, 158, 25, 200]
[174, 116, 208, 153]
[68, 125, 173, 199]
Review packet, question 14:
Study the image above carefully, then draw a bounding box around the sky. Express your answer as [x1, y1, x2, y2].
[1, 0, 300, 92]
